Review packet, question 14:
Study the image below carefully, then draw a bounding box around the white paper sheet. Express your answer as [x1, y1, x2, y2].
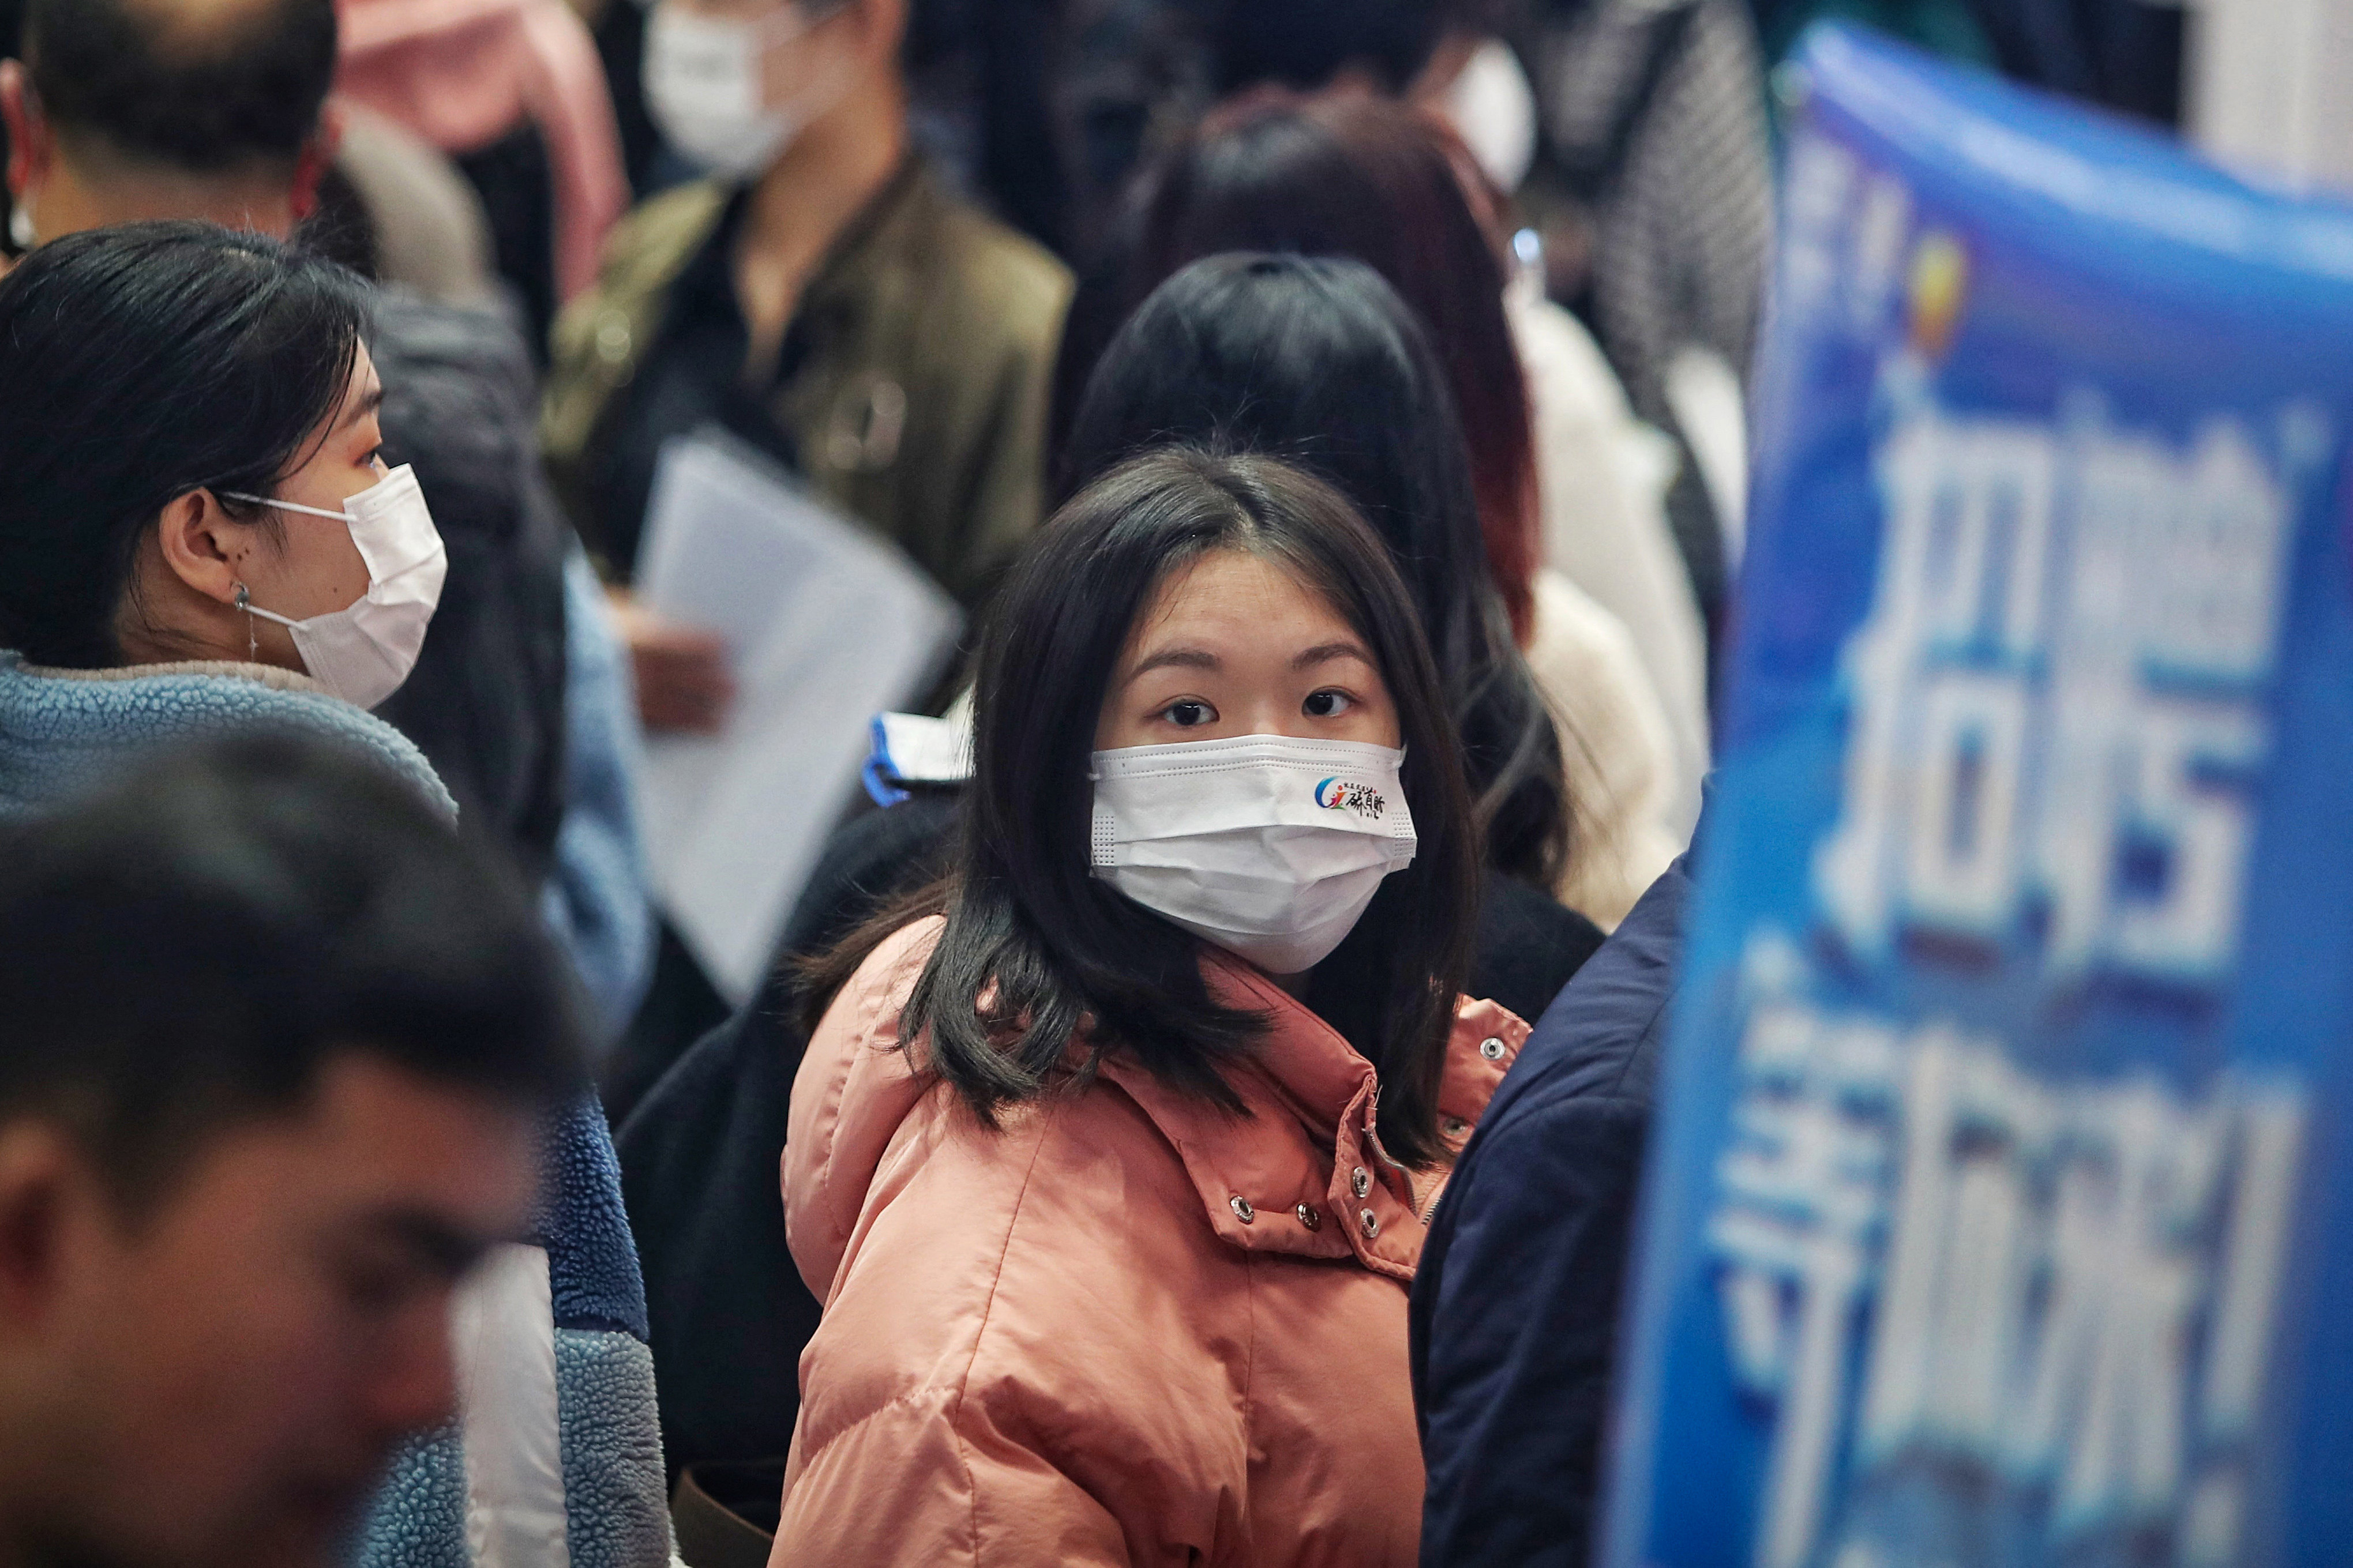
[633, 430, 961, 1003]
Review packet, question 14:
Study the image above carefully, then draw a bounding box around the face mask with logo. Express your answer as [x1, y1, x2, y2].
[643, 2, 850, 181]
[223, 464, 447, 710]
[1090, 733, 1417, 976]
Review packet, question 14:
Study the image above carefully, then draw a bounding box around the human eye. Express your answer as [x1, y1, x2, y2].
[1158, 698, 1218, 728]
[1302, 689, 1356, 719]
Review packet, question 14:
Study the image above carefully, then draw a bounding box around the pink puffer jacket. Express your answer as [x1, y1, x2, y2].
[774, 916, 1530, 1566]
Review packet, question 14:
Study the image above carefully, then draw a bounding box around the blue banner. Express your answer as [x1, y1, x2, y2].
[1602, 27, 2353, 1568]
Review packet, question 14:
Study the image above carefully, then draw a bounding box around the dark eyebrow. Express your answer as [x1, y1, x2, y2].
[1293, 640, 1375, 671]
[337, 385, 387, 433]
[1124, 646, 1219, 684]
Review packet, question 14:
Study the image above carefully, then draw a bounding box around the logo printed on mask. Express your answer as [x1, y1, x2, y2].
[1312, 777, 1387, 819]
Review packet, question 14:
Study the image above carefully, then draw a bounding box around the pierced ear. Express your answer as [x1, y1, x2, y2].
[153, 491, 253, 607]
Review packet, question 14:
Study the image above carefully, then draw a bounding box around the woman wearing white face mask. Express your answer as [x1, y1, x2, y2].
[0, 223, 691, 1568]
[0, 223, 454, 815]
[781, 449, 1527, 1566]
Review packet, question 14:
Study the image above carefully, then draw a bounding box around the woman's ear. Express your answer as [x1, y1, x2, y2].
[290, 103, 346, 224]
[152, 491, 259, 606]
[0, 62, 50, 212]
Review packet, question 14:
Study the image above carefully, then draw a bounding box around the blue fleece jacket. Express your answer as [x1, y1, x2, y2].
[0, 653, 672, 1568]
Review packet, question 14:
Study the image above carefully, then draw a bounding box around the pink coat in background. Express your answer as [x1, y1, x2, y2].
[333, 0, 627, 302]
[777, 916, 1532, 1566]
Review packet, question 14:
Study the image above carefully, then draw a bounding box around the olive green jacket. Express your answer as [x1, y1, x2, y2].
[542, 160, 1072, 606]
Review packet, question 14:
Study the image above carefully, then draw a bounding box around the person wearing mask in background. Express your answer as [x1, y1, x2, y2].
[0, 0, 658, 1044]
[542, 0, 1074, 734]
[0, 734, 583, 1568]
[1072, 90, 1703, 926]
[777, 449, 1526, 1563]
[0, 225, 673, 1568]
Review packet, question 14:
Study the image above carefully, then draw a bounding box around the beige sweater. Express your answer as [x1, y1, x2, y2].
[1525, 569, 1684, 929]
[1513, 292, 1711, 840]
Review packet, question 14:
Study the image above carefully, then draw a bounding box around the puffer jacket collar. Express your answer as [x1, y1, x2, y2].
[1097, 954, 1530, 1284]
[791, 918, 1533, 1298]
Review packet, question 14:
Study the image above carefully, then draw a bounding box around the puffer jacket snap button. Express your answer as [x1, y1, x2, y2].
[1478, 1036, 1507, 1061]
[1350, 1165, 1371, 1199]
[1295, 1203, 1320, 1231]
[1359, 1208, 1380, 1239]
[1229, 1195, 1255, 1224]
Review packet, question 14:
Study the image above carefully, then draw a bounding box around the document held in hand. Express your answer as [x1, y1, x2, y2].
[1604, 27, 2353, 1568]
[634, 429, 960, 1004]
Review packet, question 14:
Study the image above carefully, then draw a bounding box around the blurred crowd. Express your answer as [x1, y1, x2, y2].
[0, 2, 2197, 1567]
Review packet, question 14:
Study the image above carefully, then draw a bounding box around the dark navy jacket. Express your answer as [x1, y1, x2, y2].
[1411, 848, 1692, 1567]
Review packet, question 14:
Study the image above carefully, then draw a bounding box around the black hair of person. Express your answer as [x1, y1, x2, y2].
[806, 450, 1479, 1169]
[0, 221, 372, 669]
[22, 0, 336, 175]
[1207, 0, 1446, 95]
[1063, 253, 1571, 892]
[1088, 92, 1548, 642]
[0, 731, 584, 1212]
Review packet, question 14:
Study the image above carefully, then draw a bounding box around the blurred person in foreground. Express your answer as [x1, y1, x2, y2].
[0, 0, 656, 1041]
[542, 0, 1072, 734]
[0, 733, 581, 1568]
[0, 223, 672, 1568]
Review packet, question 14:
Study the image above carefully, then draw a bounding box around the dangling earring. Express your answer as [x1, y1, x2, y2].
[233, 582, 257, 660]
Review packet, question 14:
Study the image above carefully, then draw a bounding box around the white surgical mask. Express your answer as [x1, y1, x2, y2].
[223, 464, 446, 710]
[643, 3, 847, 180]
[1091, 734, 1417, 976]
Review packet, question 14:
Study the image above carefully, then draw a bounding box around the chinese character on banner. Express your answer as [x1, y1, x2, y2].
[1710, 990, 2308, 1568]
[1814, 395, 2298, 990]
[1710, 1002, 1901, 1568]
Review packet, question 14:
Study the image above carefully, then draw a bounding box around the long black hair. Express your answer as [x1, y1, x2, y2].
[808, 449, 1479, 1169]
[1053, 92, 1543, 641]
[0, 221, 373, 668]
[1063, 252, 1573, 892]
